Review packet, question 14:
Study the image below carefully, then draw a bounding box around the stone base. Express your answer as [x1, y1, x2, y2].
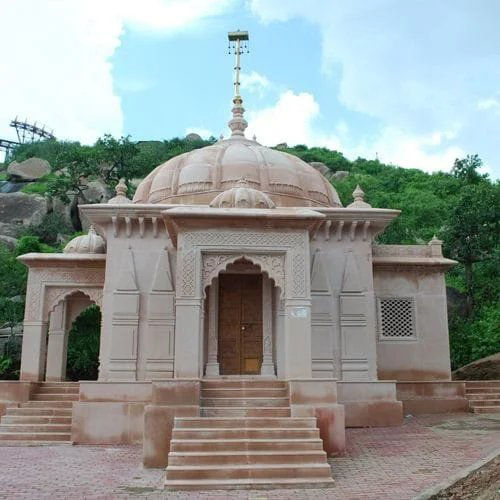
[396, 381, 468, 415]
[71, 382, 152, 444]
[338, 381, 403, 427]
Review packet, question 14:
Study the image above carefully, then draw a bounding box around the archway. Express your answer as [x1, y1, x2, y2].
[203, 258, 280, 377]
[45, 291, 101, 381]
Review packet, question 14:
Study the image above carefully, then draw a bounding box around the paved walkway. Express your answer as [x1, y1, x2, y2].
[0, 413, 499, 499]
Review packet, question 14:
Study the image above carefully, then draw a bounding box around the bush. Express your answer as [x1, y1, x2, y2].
[20, 212, 72, 246]
[66, 305, 101, 381]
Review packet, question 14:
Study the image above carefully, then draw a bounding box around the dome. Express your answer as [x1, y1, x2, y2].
[210, 179, 276, 209]
[133, 137, 341, 207]
[134, 92, 341, 208]
[63, 226, 106, 254]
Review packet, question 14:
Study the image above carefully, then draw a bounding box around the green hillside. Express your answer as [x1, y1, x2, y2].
[0, 137, 498, 379]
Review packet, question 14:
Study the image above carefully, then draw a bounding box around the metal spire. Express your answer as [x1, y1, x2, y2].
[227, 30, 249, 138]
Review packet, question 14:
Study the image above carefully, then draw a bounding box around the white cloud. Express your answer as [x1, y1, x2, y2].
[240, 71, 271, 97]
[477, 97, 500, 113]
[250, 0, 500, 175]
[246, 90, 341, 150]
[0, 0, 232, 160]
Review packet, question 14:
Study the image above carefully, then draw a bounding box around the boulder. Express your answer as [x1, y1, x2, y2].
[332, 171, 349, 182]
[0, 192, 48, 237]
[452, 352, 500, 381]
[0, 234, 18, 250]
[185, 133, 202, 142]
[309, 162, 330, 177]
[83, 179, 112, 204]
[7, 158, 51, 181]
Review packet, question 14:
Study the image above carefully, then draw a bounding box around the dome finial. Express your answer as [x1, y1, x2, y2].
[347, 184, 372, 208]
[227, 30, 249, 138]
[108, 178, 132, 204]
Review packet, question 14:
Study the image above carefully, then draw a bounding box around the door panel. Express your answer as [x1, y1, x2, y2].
[218, 274, 263, 375]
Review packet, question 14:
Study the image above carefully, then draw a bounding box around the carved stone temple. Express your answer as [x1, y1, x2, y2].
[0, 32, 463, 490]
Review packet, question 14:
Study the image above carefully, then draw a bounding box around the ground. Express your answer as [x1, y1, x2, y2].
[0, 413, 499, 499]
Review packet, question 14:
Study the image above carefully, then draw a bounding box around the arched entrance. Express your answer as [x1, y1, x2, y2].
[45, 291, 101, 381]
[203, 258, 279, 376]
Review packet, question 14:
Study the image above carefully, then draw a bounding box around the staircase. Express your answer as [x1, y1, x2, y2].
[165, 379, 334, 490]
[465, 381, 500, 414]
[0, 382, 78, 443]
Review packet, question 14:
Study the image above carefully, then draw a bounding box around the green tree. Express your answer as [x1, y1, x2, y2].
[443, 181, 499, 315]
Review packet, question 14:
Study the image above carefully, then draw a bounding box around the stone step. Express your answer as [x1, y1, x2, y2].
[165, 463, 332, 481]
[168, 450, 327, 466]
[465, 388, 500, 394]
[469, 399, 500, 407]
[171, 439, 324, 453]
[31, 394, 78, 402]
[201, 380, 287, 389]
[21, 401, 73, 408]
[201, 407, 291, 418]
[1, 415, 71, 425]
[174, 417, 316, 429]
[172, 428, 320, 440]
[464, 392, 500, 400]
[164, 477, 334, 491]
[0, 432, 71, 441]
[465, 381, 500, 388]
[0, 423, 72, 433]
[200, 397, 289, 408]
[36, 386, 79, 395]
[37, 382, 79, 387]
[5, 407, 72, 417]
[201, 388, 288, 398]
[473, 406, 500, 414]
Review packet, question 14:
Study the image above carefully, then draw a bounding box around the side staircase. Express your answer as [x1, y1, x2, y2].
[165, 379, 334, 490]
[465, 381, 500, 414]
[0, 382, 78, 443]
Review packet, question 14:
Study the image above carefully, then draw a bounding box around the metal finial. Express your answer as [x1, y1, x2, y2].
[227, 31, 249, 138]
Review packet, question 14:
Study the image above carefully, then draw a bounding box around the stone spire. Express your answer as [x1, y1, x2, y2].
[347, 184, 372, 208]
[108, 178, 132, 204]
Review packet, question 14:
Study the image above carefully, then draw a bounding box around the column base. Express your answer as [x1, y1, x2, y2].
[205, 362, 220, 376]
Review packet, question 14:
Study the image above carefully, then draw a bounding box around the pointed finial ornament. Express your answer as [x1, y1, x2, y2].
[428, 234, 443, 256]
[108, 178, 132, 204]
[227, 30, 249, 138]
[347, 184, 372, 208]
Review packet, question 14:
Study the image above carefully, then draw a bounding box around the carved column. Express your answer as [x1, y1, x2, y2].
[45, 302, 68, 381]
[260, 275, 275, 375]
[205, 278, 220, 376]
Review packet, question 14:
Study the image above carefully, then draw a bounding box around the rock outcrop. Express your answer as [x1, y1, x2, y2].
[0, 192, 48, 237]
[7, 158, 51, 181]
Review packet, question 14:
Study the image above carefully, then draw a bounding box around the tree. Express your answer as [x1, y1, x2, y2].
[451, 154, 486, 185]
[443, 181, 499, 315]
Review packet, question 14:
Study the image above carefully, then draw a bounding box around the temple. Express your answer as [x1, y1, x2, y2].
[0, 31, 463, 490]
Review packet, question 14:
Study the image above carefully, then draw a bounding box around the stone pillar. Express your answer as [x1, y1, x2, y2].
[261, 275, 275, 376]
[205, 278, 220, 376]
[174, 298, 203, 378]
[274, 290, 285, 378]
[284, 299, 312, 378]
[45, 302, 68, 382]
[20, 321, 48, 381]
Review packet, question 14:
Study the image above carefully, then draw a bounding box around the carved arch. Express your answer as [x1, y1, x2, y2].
[201, 253, 285, 299]
[43, 286, 103, 322]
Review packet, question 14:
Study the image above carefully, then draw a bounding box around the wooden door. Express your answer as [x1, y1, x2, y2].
[218, 274, 263, 375]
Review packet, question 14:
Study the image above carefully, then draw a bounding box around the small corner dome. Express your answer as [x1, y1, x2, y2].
[210, 179, 276, 208]
[63, 226, 106, 254]
[133, 138, 342, 208]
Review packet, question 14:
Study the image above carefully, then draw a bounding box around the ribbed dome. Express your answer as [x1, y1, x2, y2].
[210, 179, 276, 209]
[133, 137, 341, 208]
[63, 226, 106, 254]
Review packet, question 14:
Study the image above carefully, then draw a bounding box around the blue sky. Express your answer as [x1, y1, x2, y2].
[1, 0, 499, 177]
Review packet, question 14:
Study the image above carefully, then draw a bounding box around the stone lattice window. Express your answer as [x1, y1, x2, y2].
[378, 297, 416, 339]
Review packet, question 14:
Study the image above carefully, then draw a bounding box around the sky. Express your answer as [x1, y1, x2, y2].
[1, 0, 499, 177]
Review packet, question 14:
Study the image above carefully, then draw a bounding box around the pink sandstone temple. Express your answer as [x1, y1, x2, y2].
[0, 31, 468, 490]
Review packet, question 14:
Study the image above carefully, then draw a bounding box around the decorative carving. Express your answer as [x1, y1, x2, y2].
[202, 253, 285, 297]
[179, 230, 305, 298]
[44, 287, 103, 321]
[24, 268, 104, 322]
[263, 335, 272, 354]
